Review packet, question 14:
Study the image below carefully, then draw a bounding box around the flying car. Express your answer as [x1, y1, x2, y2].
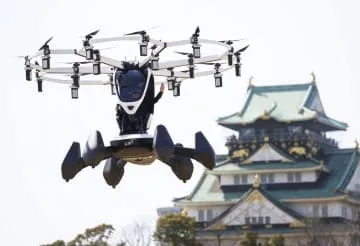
[22, 27, 249, 188]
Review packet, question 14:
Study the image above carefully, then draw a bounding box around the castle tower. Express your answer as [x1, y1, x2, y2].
[169, 81, 360, 245]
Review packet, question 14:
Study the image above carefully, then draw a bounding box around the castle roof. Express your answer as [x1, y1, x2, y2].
[174, 148, 360, 204]
[217, 82, 348, 131]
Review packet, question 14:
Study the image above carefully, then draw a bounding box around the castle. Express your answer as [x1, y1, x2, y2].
[164, 78, 360, 245]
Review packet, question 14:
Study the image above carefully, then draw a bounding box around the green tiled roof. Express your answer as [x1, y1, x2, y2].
[217, 83, 348, 130]
[174, 148, 358, 203]
[336, 150, 359, 191]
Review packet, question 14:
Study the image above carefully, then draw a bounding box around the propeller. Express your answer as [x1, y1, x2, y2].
[194, 26, 200, 36]
[200, 61, 226, 65]
[85, 29, 99, 40]
[124, 30, 146, 36]
[123, 25, 160, 36]
[218, 39, 243, 45]
[39, 37, 53, 51]
[179, 67, 198, 73]
[17, 55, 32, 65]
[234, 45, 250, 55]
[175, 51, 193, 57]
[64, 61, 92, 65]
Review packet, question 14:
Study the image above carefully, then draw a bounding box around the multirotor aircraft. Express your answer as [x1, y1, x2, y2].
[22, 27, 249, 188]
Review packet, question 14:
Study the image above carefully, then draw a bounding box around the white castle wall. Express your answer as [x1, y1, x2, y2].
[220, 171, 317, 186]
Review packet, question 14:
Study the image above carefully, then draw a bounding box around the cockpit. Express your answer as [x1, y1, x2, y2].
[115, 70, 147, 103]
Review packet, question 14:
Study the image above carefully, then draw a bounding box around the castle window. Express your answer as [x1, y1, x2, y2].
[322, 205, 328, 217]
[198, 210, 204, 221]
[260, 174, 267, 183]
[242, 128, 255, 137]
[287, 172, 294, 182]
[288, 126, 302, 134]
[258, 216, 264, 224]
[342, 206, 348, 218]
[234, 175, 240, 185]
[206, 209, 213, 221]
[352, 208, 357, 219]
[241, 175, 248, 184]
[258, 129, 266, 137]
[265, 216, 271, 224]
[245, 217, 250, 224]
[295, 172, 302, 182]
[251, 217, 257, 224]
[313, 204, 319, 217]
[268, 173, 275, 183]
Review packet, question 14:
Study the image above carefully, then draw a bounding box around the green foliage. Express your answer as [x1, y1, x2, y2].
[40, 240, 66, 246]
[41, 222, 154, 246]
[241, 232, 258, 246]
[153, 213, 196, 246]
[67, 224, 115, 246]
[41, 224, 119, 246]
[268, 234, 284, 246]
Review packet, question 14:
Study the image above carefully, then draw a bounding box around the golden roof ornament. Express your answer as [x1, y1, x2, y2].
[311, 72, 316, 84]
[355, 140, 359, 151]
[181, 208, 188, 216]
[248, 76, 254, 88]
[253, 174, 260, 188]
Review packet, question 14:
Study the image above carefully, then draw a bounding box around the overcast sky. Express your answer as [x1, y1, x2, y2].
[1, 0, 360, 245]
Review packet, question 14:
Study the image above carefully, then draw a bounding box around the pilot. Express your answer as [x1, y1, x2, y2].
[116, 82, 165, 134]
[137, 80, 165, 132]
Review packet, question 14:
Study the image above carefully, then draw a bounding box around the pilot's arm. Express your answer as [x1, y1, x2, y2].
[153, 83, 165, 104]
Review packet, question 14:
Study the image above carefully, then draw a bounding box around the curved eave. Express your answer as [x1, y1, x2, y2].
[173, 200, 235, 206]
[335, 149, 359, 192]
[207, 164, 327, 175]
[218, 115, 347, 132]
[175, 195, 351, 207]
[315, 114, 348, 131]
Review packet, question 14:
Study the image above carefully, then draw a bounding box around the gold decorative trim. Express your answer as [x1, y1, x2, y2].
[248, 76, 253, 87]
[289, 220, 305, 228]
[232, 148, 249, 159]
[253, 174, 260, 188]
[288, 146, 306, 155]
[311, 71, 316, 83]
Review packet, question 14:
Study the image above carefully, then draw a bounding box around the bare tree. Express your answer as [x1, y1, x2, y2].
[119, 221, 152, 246]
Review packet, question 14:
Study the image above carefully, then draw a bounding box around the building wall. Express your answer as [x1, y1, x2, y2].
[220, 171, 317, 186]
[188, 201, 360, 223]
[288, 201, 359, 221]
[196, 234, 360, 246]
[188, 205, 229, 222]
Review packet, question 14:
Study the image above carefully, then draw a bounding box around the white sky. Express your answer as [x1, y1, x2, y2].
[1, 0, 360, 245]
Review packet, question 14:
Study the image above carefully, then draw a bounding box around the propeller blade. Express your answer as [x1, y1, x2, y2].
[123, 25, 160, 36]
[200, 62, 226, 65]
[180, 68, 198, 73]
[16, 55, 31, 60]
[194, 26, 200, 35]
[124, 30, 146, 36]
[85, 29, 100, 39]
[64, 61, 92, 65]
[175, 51, 192, 56]
[39, 37, 53, 51]
[218, 39, 244, 44]
[235, 45, 250, 54]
